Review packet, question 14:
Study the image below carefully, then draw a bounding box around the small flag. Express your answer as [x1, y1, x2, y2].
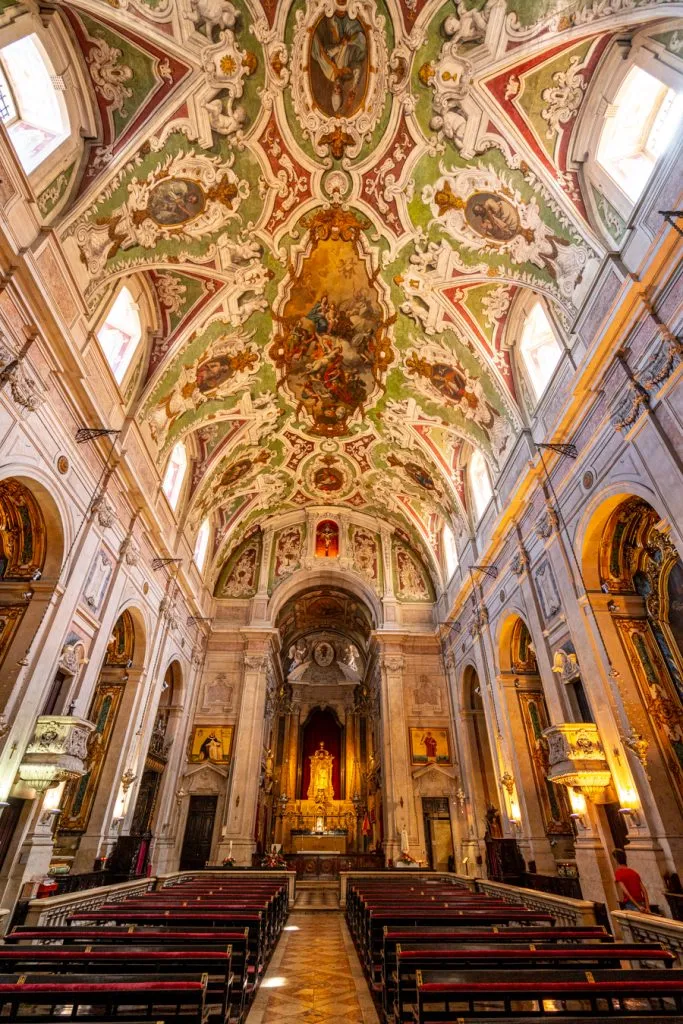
[362, 812, 371, 836]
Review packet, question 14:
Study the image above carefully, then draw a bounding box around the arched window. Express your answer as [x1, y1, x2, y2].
[193, 518, 210, 573]
[442, 522, 458, 580]
[597, 65, 683, 203]
[162, 442, 187, 510]
[469, 449, 492, 523]
[97, 286, 143, 385]
[518, 299, 562, 402]
[0, 34, 69, 173]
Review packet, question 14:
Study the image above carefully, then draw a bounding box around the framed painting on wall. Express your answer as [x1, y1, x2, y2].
[409, 726, 452, 765]
[188, 725, 233, 764]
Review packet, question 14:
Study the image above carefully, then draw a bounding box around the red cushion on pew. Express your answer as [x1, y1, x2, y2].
[0, 981, 205, 993]
[420, 979, 683, 993]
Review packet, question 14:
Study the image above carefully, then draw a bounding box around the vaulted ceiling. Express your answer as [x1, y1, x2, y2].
[42, 0, 678, 586]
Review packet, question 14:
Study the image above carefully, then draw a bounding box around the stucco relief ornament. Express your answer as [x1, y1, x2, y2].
[74, 151, 249, 279]
[91, 496, 116, 530]
[0, 343, 45, 412]
[622, 727, 651, 779]
[540, 56, 587, 139]
[86, 36, 134, 119]
[290, 0, 389, 160]
[120, 536, 141, 567]
[535, 504, 559, 539]
[510, 545, 529, 576]
[423, 165, 592, 302]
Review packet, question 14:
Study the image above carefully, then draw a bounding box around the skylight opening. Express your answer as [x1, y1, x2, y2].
[518, 300, 562, 402]
[0, 35, 69, 173]
[97, 286, 143, 385]
[597, 66, 683, 202]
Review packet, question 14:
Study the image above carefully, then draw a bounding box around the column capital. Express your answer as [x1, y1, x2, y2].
[382, 654, 405, 673]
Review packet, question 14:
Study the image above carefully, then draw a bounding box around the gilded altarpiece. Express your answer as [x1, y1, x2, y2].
[517, 691, 572, 835]
[59, 614, 134, 832]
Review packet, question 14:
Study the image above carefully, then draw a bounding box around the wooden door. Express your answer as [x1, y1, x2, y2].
[179, 795, 218, 869]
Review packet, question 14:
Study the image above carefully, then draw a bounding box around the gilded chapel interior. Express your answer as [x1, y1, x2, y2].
[0, 0, 681, 1019]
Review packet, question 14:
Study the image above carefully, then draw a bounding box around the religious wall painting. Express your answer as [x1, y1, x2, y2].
[511, 618, 538, 674]
[188, 725, 233, 763]
[291, 0, 388, 159]
[517, 690, 572, 835]
[272, 524, 304, 582]
[409, 726, 452, 766]
[269, 209, 395, 437]
[215, 531, 261, 598]
[392, 537, 433, 602]
[351, 526, 379, 584]
[315, 519, 339, 558]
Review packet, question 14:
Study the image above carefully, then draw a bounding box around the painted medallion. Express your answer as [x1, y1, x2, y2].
[147, 179, 207, 225]
[309, 13, 369, 118]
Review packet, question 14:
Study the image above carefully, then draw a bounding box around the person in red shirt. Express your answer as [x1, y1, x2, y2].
[613, 848, 650, 912]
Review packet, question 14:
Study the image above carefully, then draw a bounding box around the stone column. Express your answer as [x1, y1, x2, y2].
[376, 646, 415, 860]
[218, 632, 275, 864]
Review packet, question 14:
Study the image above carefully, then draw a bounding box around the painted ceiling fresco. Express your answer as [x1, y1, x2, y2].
[30, 0, 679, 585]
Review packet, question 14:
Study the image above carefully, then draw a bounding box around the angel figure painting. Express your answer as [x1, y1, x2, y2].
[309, 13, 369, 118]
[270, 211, 394, 437]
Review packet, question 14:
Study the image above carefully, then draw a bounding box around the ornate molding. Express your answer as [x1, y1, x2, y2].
[382, 654, 405, 673]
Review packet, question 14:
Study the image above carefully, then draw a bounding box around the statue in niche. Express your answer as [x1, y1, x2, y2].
[307, 742, 335, 802]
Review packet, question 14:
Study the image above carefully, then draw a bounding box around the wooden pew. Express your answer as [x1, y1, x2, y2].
[0, 946, 233, 1023]
[393, 945, 676, 1023]
[415, 968, 683, 1022]
[0, 974, 208, 1024]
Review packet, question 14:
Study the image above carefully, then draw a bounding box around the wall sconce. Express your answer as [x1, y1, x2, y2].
[617, 786, 641, 826]
[568, 787, 588, 828]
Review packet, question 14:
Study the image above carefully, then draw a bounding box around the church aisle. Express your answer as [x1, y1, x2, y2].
[246, 908, 379, 1023]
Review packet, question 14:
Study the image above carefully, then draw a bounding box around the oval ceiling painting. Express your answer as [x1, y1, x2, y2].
[309, 13, 369, 118]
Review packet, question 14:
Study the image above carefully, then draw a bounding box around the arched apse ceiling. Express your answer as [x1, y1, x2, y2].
[35, 0, 681, 580]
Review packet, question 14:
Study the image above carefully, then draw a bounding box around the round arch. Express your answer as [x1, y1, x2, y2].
[111, 601, 149, 673]
[0, 468, 68, 576]
[265, 565, 382, 630]
[577, 482, 673, 591]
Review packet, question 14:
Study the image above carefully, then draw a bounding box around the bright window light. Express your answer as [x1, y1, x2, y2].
[597, 66, 683, 202]
[97, 287, 142, 384]
[469, 449, 492, 522]
[519, 300, 562, 401]
[442, 523, 458, 579]
[0, 35, 69, 173]
[163, 442, 187, 510]
[193, 518, 210, 572]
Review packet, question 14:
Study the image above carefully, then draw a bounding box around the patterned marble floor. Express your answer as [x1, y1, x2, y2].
[246, 908, 379, 1023]
[294, 883, 340, 910]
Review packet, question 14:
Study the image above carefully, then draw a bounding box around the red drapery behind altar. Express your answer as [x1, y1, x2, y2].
[299, 707, 343, 799]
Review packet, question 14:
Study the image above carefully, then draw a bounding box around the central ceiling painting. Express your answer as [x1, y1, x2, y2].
[270, 208, 394, 437]
[43, 0, 673, 586]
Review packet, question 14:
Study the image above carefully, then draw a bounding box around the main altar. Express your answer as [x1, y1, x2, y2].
[254, 631, 384, 875]
[281, 743, 355, 854]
